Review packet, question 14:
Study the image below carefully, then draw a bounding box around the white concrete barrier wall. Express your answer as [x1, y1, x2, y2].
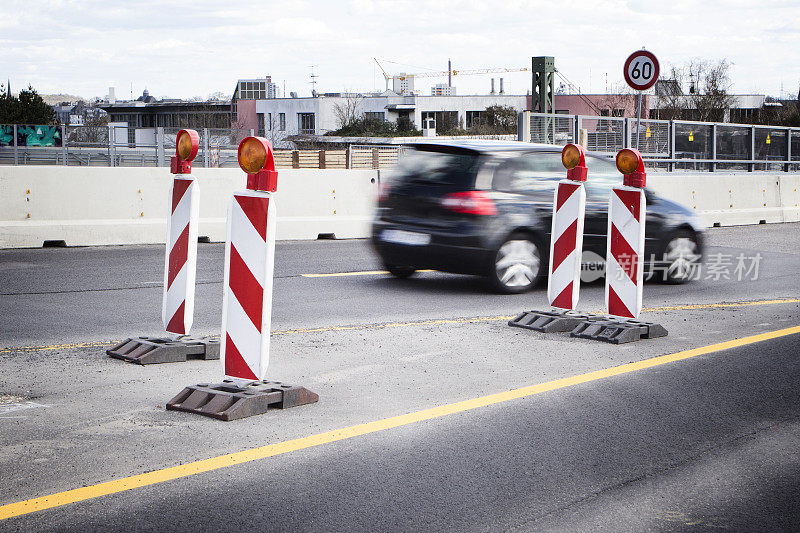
[0, 166, 798, 248]
[0, 166, 379, 248]
[647, 173, 800, 226]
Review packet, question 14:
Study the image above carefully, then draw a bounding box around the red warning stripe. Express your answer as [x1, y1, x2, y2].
[613, 188, 641, 221]
[229, 244, 264, 332]
[610, 224, 638, 283]
[608, 284, 634, 318]
[551, 219, 578, 272]
[167, 223, 190, 289]
[556, 182, 580, 211]
[165, 301, 186, 335]
[224, 333, 259, 381]
[171, 179, 192, 214]
[551, 281, 573, 309]
[235, 195, 269, 241]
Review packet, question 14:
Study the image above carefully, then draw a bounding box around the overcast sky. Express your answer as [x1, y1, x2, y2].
[2, 0, 798, 101]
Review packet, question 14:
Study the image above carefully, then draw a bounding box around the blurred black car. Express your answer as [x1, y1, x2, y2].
[371, 141, 706, 293]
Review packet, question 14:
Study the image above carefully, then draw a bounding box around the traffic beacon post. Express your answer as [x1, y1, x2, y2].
[570, 148, 668, 343]
[509, 143, 596, 333]
[167, 136, 318, 421]
[107, 129, 220, 364]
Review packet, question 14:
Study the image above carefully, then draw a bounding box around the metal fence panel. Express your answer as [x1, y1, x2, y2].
[530, 114, 574, 145]
[674, 122, 713, 170]
[579, 116, 625, 155]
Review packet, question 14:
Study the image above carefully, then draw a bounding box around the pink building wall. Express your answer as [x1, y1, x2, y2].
[235, 100, 258, 129]
[527, 94, 650, 118]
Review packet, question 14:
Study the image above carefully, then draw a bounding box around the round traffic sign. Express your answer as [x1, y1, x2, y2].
[623, 50, 659, 91]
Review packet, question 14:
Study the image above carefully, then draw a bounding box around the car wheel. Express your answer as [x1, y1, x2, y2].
[490, 234, 543, 293]
[659, 230, 700, 284]
[384, 264, 417, 279]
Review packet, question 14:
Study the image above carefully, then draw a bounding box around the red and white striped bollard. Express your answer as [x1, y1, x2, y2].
[605, 148, 647, 319]
[220, 137, 279, 385]
[548, 144, 588, 310]
[162, 129, 200, 335]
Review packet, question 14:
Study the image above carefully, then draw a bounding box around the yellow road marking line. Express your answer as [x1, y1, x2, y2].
[2, 324, 799, 521]
[2, 298, 798, 355]
[0, 341, 113, 355]
[301, 269, 435, 278]
[643, 298, 800, 312]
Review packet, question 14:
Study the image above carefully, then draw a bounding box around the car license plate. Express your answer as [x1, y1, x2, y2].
[381, 229, 431, 246]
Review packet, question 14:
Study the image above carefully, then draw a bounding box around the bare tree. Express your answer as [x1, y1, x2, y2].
[655, 59, 735, 121]
[333, 93, 364, 129]
[597, 84, 637, 117]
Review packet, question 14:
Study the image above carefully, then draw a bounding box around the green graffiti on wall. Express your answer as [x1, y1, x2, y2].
[0, 125, 13, 146]
[0, 125, 62, 147]
[19, 125, 62, 147]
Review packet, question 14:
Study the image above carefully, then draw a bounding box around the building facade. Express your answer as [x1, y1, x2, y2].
[234, 92, 528, 148]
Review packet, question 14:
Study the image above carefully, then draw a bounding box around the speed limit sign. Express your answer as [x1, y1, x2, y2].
[624, 50, 659, 91]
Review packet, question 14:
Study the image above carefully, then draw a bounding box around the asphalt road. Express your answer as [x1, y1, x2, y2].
[1, 222, 799, 348]
[1, 222, 799, 531]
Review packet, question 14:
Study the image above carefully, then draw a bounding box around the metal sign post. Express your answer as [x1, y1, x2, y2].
[623, 49, 660, 150]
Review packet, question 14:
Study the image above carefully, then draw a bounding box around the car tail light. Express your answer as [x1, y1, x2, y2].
[440, 191, 497, 215]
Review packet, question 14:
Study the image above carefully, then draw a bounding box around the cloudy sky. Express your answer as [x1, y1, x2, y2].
[2, 0, 798, 101]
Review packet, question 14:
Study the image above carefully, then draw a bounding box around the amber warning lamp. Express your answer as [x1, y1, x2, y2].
[171, 129, 199, 174]
[561, 143, 587, 181]
[238, 136, 278, 192]
[616, 148, 647, 188]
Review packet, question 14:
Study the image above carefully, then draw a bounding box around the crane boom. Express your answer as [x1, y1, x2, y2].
[395, 67, 529, 80]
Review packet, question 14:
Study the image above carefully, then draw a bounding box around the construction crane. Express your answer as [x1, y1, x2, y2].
[374, 58, 528, 91]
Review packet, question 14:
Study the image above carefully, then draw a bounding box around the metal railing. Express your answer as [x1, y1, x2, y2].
[0, 125, 255, 168]
[5, 118, 799, 172]
[523, 112, 800, 172]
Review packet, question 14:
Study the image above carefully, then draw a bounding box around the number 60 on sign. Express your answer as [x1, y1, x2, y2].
[623, 50, 660, 91]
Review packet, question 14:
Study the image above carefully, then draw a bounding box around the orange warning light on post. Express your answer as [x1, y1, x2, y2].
[238, 136, 278, 192]
[615, 148, 646, 188]
[561, 143, 587, 181]
[171, 129, 199, 174]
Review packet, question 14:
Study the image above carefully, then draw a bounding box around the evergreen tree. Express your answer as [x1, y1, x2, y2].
[0, 85, 56, 124]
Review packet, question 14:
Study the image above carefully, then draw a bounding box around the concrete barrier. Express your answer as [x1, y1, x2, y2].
[647, 173, 800, 226]
[0, 166, 379, 248]
[1, 166, 798, 248]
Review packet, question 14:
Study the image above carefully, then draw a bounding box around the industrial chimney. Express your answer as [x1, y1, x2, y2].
[490, 78, 495, 95]
[499, 78, 504, 94]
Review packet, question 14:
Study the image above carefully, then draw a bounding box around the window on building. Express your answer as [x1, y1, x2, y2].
[364, 112, 385, 122]
[268, 112, 273, 131]
[600, 109, 610, 117]
[466, 111, 482, 129]
[612, 109, 625, 117]
[279, 113, 286, 131]
[555, 110, 570, 114]
[298, 112, 315, 134]
[257, 113, 265, 137]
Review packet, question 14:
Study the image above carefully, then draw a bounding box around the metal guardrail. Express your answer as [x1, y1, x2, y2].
[523, 112, 800, 172]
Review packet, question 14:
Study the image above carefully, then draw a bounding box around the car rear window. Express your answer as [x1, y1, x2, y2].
[492, 151, 564, 193]
[389, 147, 481, 188]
